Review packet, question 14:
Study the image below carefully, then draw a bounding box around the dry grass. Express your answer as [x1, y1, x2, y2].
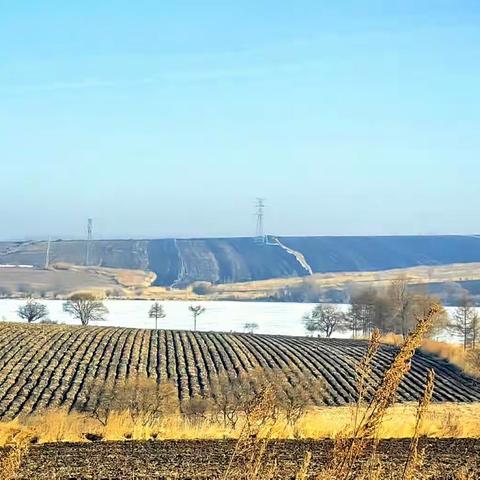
[316, 306, 441, 480]
[212, 262, 480, 294]
[0, 424, 30, 480]
[381, 334, 480, 377]
[134, 261, 480, 301]
[0, 402, 478, 446]
[402, 369, 435, 480]
[223, 384, 279, 480]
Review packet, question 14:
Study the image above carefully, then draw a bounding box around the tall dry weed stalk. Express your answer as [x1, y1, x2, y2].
[295, 452, 312, 480]
[352, 329, 381, 431]
[317, 304, 441, 480]
[223, 383, 278, 480]
[401, 368, 435, 480]
[0, 436, 29, 480]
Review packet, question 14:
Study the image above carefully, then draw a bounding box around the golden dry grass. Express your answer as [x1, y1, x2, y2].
[115, 261, 480, 301]
[0, 403, 478, 446]
[208, 262, 480, 299]
[381, 334, 479, 377]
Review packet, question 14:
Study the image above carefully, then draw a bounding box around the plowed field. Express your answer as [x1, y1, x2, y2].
[6, 439, 480, 479]
[0, 323, 479, 419]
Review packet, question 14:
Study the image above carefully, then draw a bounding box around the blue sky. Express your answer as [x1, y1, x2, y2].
[1, 1, 479, 239]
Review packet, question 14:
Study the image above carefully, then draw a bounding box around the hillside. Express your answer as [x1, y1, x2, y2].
[0, 323, 479, 419]
[2, 235, 480, 288]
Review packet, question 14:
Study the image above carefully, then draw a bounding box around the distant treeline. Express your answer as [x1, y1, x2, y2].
[272, 277, 480, 307]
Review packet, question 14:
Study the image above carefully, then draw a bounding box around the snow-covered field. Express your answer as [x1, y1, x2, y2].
[0, 299, 321, 336]
[0, 299, 460, 340]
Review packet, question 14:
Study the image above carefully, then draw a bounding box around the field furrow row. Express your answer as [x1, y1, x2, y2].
[1, 324, 480, 418]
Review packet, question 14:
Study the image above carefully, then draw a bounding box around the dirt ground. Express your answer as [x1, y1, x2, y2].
[7, 438, 480, 479]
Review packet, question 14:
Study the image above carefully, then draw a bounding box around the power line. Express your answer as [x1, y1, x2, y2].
[85, 218, 93, 266]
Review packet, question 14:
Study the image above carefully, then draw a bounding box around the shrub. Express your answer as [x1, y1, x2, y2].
[192, 282, 213, 295]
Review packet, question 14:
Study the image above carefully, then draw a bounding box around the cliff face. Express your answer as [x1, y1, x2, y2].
[2, 235, 480, 287]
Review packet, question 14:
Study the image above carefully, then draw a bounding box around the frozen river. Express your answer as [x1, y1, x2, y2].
[0, 299, 460, 340]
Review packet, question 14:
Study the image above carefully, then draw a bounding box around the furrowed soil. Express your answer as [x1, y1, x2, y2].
[7, 439, 480, 479]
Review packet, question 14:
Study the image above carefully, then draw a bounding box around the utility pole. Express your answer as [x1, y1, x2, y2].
[85, 218, 93, 266]
[44, 237, 51, 269]
[255, 198, 266, 244]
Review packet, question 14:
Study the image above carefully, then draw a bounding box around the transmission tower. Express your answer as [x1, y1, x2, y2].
[255, 198, 266, 244]
[44, 237, 51, 269]
[85, 218, 93, 266]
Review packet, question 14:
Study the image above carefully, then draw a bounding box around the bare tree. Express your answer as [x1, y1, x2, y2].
[188, 305, 206, 331]
[449, 291, 479, 350]
[63, 293, 109, 325]
[149, 301, 166, 330]
[88, 377, 178, 427]
[410, 289, 448, 339]
[264, 369, 323, 428]
[243, 322, 259, 334]
[182, 397, 212, 422]
[466, 349, 480, 376]
[473, 314, 480, 350]
[17, 300, 49, 323]
[210, 373, 248, 429]
[115, 378, 178, 427]
[302, 304, 345, 338]
[16, 283, 33, 297]
[346, 289, 378, 337]
[0, 287, 11, 298]
[388, 279, 412, 339]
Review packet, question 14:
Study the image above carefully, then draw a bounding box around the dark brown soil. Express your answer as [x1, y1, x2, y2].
[6, 438, 480, 479]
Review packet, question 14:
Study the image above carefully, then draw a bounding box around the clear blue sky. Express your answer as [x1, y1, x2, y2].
[1, 1, 479, 240]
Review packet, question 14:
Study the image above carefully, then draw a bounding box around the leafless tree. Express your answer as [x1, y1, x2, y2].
[264, 369, 323, 428]
[89, 377, 178, 427]
[88, 379, 117, 426]
[388, 279, 413, 339]
[117, 378, 178, 427]
[149, 301, 166, 329]
[346, 284, 446, 339]
[188, 305, 205, 331]
[243, 322, 259, 334]
[0, 287, 11, 298]
[210, 373, 247, 429]
[466, 349, 480, 376]
[16, 283, 33, 297]
[346, 289, 378, 337]
[449, 291, 479, 350]
[63, 293, 109, 325]
[17, 300, 49, 323]
[182, 397, 212, 421]
[303, 304, 345, 338]
[410, 289, 448, 339]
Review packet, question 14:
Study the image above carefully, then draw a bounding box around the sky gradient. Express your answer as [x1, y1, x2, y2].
[1, 1, 479, 240]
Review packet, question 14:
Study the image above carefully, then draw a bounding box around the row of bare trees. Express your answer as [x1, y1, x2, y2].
[449, 291, 479, 350]
[86, 368, 323, 433]
[16, 297, 261, 333]
[15, 296, 210, 329]
[148, 302, 207, 330]
[16, 294, 109, 325]
[303, 279, 480, 349]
